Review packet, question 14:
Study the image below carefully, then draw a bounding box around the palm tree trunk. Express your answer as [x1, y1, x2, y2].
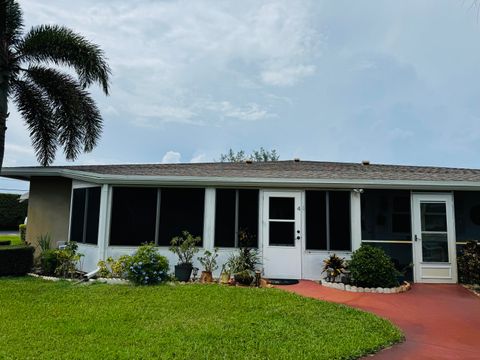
[0, 0, 7, 171]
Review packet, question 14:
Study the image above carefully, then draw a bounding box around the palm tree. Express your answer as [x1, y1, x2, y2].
[0, 0, 110, 170]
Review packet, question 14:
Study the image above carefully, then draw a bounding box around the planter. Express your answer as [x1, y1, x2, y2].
[220, 272, 231, 284]
[200, 271, 213, 283]
[234, 272, 254, 286]
[175, 263, 193, 282]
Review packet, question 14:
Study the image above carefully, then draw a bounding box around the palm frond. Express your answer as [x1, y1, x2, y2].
[12, 79, 57, 166]
[17, 25, 111, 94]
[25, 66, 102, 159]
[6, 0, 23, 46]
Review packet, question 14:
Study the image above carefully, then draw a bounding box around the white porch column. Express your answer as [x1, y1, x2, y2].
[350, 191, 362, 251]
[97, 184, 111, 261]
[203, 188, 216, 250]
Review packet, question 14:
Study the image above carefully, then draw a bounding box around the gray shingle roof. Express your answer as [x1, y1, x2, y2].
[9, 160, 480, 182]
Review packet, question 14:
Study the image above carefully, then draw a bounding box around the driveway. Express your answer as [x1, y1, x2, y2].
[276, 281, 480, 359]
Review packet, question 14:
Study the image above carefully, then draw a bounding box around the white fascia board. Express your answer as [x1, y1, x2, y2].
[4, 167, 480, 190]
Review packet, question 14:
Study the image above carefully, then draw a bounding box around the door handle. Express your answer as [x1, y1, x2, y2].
[415, 234, 421, 242]
[296, 236, 301, 240]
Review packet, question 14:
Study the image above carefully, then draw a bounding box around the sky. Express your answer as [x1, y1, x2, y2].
[3, 0, 480, 193]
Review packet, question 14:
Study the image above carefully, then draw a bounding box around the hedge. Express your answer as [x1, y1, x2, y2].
[0, 246, 34, 276]
[0, 194, 27, 230]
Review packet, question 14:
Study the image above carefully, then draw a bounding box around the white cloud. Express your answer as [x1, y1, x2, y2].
[190, 153, 207, 163]
[199, 100, 275, 121]
[261, 64, 316, 86]
[4, 143, 34, 156]
[161, 151, 181, 163]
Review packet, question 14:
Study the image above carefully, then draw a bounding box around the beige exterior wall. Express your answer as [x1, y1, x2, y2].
[26, 176, 72, 253]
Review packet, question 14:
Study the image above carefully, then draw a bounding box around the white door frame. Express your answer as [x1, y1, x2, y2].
[412, 193, 457, 283]
[262, 190, 302, 279]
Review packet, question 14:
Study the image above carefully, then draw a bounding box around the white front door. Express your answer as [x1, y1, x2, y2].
[412, 193, 457, 283]
[262, 191, 302, 279]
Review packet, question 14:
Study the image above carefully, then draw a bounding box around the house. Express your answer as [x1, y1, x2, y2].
[2, 159, 479, 283]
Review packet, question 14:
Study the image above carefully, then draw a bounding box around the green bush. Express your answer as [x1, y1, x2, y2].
[458, 241, 480, 284]
[0, 194, 27, 230]
[40, 249, 59, 276]
[348, 245, 399, 288]
[127, 243, 170, 285]
[0, 245, 34, 276]
[19, 224, 27, 243]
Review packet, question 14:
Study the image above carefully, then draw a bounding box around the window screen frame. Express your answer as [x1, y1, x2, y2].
[305, 190, 352, 252]
[69, 186, 101, 245]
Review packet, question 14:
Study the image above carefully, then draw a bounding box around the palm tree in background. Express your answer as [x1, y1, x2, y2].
[0, 0, 110, 170]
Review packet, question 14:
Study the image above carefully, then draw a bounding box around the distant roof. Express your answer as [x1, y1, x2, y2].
[4, 160, 480, 189]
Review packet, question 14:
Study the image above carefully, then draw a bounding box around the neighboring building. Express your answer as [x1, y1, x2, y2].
[2, 160, 479, 283]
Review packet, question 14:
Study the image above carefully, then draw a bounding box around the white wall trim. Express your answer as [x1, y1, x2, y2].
[351, 191, 362, 251]
[97, 184, 110, 262]
[203, 188, 215, 251]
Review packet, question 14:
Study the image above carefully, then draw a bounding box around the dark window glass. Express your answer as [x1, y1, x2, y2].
[421, 203, 447, 232]
[454, 191, 480, 242]
[214, 189, 236, 247]
[85, 187, 101, 244]
[238, 190, 259, 247]
[70, 188, 86, 243]
[110, 187, 157, 246]
[329, 191, 351, 251]
[158, 188, 205, 246]
[361, 190, 411, 241]
[269, 197, 294, 219]
[269, 222, 295, 246]
[306, 191, 327, 250]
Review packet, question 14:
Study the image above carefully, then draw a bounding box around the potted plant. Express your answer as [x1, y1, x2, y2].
[321, 253, 346, 283]
[219, 264, 231, 284]
[227, 230, 260, 286]
[169, 230, 201, 282]
[198, 248, 218, 283]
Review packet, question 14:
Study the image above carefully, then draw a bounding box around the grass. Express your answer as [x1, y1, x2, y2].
[0, 235, 22, 245]
[0, 278, 403, 360]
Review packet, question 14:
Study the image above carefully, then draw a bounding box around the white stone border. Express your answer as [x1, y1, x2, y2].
[321, 280, 411, 294]
[27, 273, 74, 282]
[92, 277, 130, 285]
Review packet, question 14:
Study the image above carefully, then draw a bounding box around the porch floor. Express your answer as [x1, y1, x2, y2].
[276, 281, 480, 359]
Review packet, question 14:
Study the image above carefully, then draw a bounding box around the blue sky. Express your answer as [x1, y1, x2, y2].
[3, 0, 480, 192]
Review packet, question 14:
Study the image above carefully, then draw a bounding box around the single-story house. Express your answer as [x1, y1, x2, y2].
[2, 159, 479, 283]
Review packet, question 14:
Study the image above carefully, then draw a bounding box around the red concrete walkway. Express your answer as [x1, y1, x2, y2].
[276, 281, 480, 359]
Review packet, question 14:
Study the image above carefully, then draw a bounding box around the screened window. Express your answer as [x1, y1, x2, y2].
[454, 191, 480, 243]
[214, 189, 259, 247]
[158, 188, 205, 246]
[361, 190, 411, 241]
[110, 187, 157, 246]
[305, 191, 351, 251]
[70, 187, 101, 244]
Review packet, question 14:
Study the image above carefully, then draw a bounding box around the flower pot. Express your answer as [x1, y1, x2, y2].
[234, 272, 254, 286]
[200, 271, 213, 283]
[175, 263, 193, 282]
[220, 272, 230, 284]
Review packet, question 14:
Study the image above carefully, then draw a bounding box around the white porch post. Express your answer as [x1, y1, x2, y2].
[203, 188, 216, 250]
[97, 184, 111, 261]
[350, 191, 362, 251]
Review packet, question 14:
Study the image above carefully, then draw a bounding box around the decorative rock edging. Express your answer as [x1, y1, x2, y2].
[93, 277, 130, 285]
[27, 273, 74, 282]
[321, 280, 411, 294]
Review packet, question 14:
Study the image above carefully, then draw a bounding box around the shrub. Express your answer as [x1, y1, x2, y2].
[40, 249, 59, 276]
[322, 254, 346, 282]
[54, 242, 83, 278]
[458, 241, 480, 284]
[97, 255, 131, 278]
[227, 231, 260, 278]
[169, 231, 201, 265]
[126, 243, 169, 285]
[0, 245, 34, 276]
[19, 224, 27, 243]
[0, 194, 27, 230]
[348, 245, 399, 288]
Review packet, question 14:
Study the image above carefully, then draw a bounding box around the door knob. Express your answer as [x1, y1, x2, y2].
[296, 236, 301, 240]
[414, 235, 421, 242]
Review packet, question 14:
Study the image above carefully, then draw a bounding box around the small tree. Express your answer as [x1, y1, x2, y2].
[219, 147, 279, 162]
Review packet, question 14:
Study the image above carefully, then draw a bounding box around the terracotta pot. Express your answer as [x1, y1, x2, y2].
[200, 271, 213, 283]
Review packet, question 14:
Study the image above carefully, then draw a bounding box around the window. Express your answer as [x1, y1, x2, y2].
[455, 191, 480, 242]
[110, 187, 157, 246]
[361, 190, 411, 240]
[214, 189, 259, 247]
[305, 190, 351, 251]
[158, 188, 205, 246]
[70, 187, 101, 244]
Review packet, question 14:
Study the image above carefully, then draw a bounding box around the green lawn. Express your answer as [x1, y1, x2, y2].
[0, 235, 21, 245]
[0, 278, 403, 360]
